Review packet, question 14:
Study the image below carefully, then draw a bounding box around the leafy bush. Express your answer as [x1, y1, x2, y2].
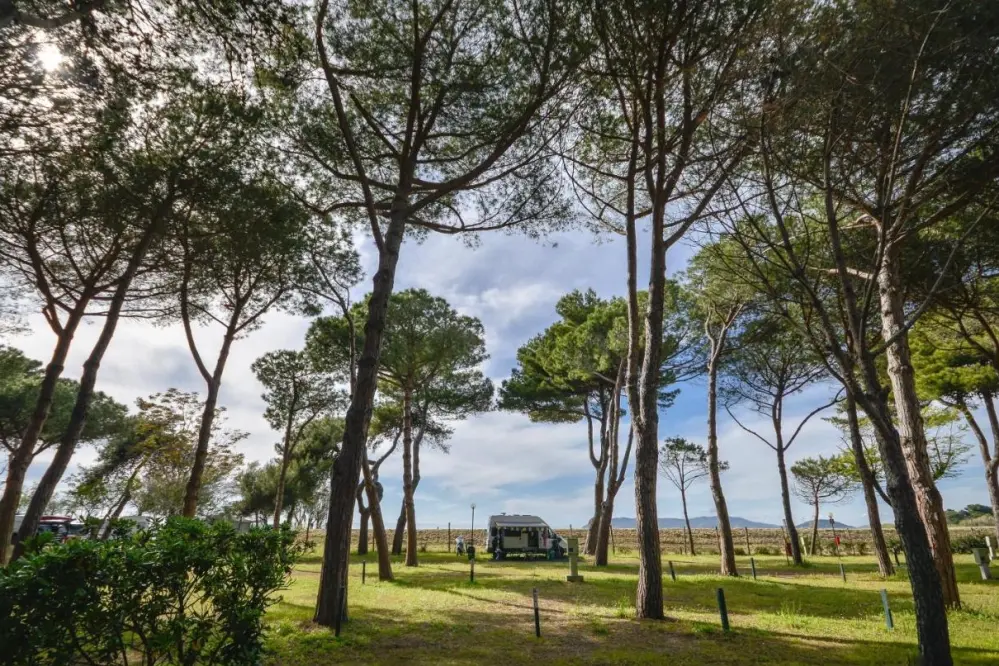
[0, 517, 300, 666]
[949, 530, 989, 554]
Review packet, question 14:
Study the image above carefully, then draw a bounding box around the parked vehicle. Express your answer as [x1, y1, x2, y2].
[485, 514, 567, 560]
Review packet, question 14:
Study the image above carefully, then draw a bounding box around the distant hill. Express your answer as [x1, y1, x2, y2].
[608, 516, 780, 529]
[796, 519, 853, 529]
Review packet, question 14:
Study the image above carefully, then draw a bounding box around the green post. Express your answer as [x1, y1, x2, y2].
[880, 589, 894, 631]
[716, 588, 730, 632]
[566, 537, 584, 582]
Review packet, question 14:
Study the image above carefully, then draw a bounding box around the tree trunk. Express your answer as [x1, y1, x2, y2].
[847, 395, 893, 576]
[391, 502, 406, 555]
[586, 470, 605, 556]
[101, 464, 142, 540]
[182, 327, 237, 518]
[273, 455, 292, 529]
[362, 455, 393, 581]
[776, 446, 802, 565]
[594, 495, 614, 566]
[982, 394, 999, 545]
[358, 509, 370, 556]
[707, 358, 738, 576]
[14, 222, 161, 560]
[356, 482, 369, 556]
[0, 321, 81, 563]
[810, 499, 820, 556]
[680, 487, 695, 556]
[401, 387, 418, 567]
[878, 248, 959, 609]
[315, 210, 407, 627]
[854, 377, 951, 663]
[962, 396, 999, 544]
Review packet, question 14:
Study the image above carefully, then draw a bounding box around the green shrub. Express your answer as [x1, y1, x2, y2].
[0, 517, 300, 666]
[949, 530, 989, 554]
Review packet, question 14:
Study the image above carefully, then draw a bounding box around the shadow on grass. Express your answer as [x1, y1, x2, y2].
[385, 561, 915, 622]
[265, 597, 999, 666]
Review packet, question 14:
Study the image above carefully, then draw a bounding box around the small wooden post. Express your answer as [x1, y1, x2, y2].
[532, 588, 541, 638]
[470, 559, 475, 583]
[668, 560, 676, 582]
[716, 588, 730, 632]
[448, 522, 451, 553]
[839, 562, 846, 582]
[362, 560, 366, 585]
[750, 557, 757, 580]
[880, 589, 894, 630]
[744, 526, 751, 555]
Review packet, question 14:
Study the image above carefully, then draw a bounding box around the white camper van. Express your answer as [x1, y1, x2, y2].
[486, 514, 567, 560]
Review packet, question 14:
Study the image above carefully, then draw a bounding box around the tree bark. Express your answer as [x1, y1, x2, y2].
[181, 325, 237, 518]
[586, 469, 605, 556]
[356, 482, 369, 556]
[961, 396, 999, 544]
[391, 502, 406, 555]
[846, 395, 893, 576]
[14, 219, 162, 560]
[680, 487, 695, 556]
[776, 445, 802, 565]
[273, 390, 299, 529]
[878, 247, 959, 609]
[401, 386, 418, 566]
[594, 495, 614, 565]
[273, 455, 293, 529]
[0, 317, 82, 563]
[707, 356, 738, 576]
[315, 210, 407, 627]
[810, 498, 820, 556]
[362, 455, 392, 581]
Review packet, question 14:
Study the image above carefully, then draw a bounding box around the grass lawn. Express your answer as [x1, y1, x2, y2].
[265, 548, 999, 665]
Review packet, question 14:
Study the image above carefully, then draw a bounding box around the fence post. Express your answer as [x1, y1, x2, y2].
[532, 588, 541, 638]
[880, 589, 894, 631]
[750, 557, 757, 580]
[839, 562, 846, 582]
[744, 526, 751, 555]
[668, 560, 676, 582]
[448, 522, 451, 552]
[470, 559, 475, 583]
[716, 588, 730, 632]
[362, 560, 366, 585]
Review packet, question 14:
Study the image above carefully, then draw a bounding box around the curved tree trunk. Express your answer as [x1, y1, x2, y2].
[315, 210, 407, 627]
[846, 394, 893, 576]
[680, 487, 694, 556]
[356, 482, 369, 556]
[362, 455, 392, 581]
[594, 495, 614, 566]
[975, 394, 999, 544]
[14, 222, 160, 560]
[776, 446, 802, 565]
[0, 315, 83, 563]
[391, 503, 406, 555]
[878, 248, 959, 609]
[707, 359, 737, 576]
[182, 327, 237, 518]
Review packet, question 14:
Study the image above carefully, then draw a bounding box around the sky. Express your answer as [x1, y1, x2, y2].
[10, 223, 991, 530]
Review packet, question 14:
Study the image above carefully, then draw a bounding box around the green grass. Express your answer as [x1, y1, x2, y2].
[265, 549, 999, 665]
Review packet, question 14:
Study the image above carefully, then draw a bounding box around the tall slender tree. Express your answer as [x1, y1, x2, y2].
[791, 455, 855, 556]
[309, 288, 491, 568]
[281, 0, 580, 625]
[569, 0, 769, 613]
[252, 349, 342, 527]
[722, 317, 838, 565]
[659, 438, 725, 556]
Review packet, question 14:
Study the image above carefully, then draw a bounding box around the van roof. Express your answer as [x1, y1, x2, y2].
[487, 514, 550, 527]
